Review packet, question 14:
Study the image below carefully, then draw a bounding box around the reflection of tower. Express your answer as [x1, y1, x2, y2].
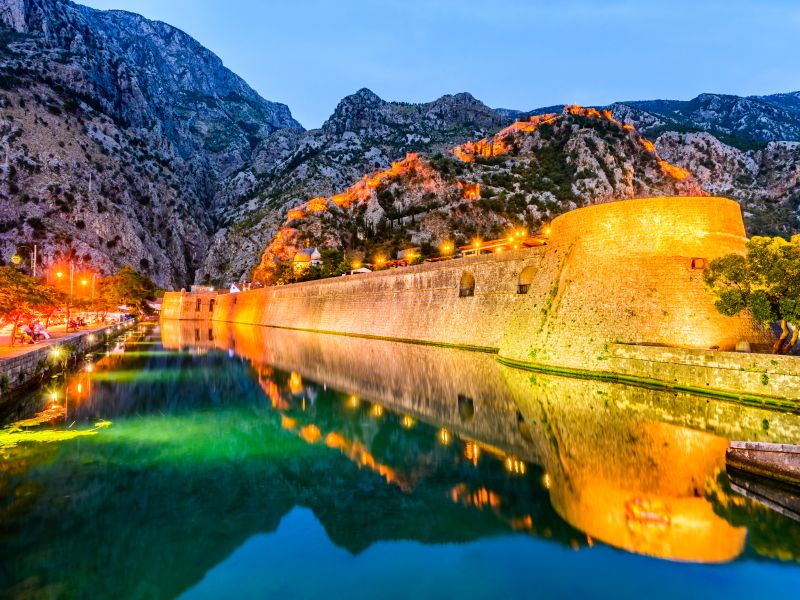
[509, 371, 748, 563]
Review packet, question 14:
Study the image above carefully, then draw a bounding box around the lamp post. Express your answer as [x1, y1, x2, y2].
[10, 244, 37, 277]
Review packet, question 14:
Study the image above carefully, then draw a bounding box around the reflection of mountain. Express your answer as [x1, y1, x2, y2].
[163, 321, 800, 563]
[3, 325, 800, 597]
[0, 329, 578, 598]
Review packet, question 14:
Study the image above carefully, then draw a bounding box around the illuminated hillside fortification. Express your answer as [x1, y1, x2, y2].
[162, 197, 800, 401]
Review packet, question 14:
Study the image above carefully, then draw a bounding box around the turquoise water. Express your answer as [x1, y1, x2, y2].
[0, 323, 799, 599]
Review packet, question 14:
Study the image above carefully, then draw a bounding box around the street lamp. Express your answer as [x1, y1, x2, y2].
[10, 244, 37, 277]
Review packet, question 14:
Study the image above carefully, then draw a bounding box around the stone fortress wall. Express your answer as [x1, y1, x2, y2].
[161, 197, 800, 402]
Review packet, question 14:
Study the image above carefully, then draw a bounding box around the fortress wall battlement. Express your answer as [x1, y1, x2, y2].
[162, 197, 797, 401]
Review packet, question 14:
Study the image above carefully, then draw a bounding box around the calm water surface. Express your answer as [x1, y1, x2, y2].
[1, 322, 799, 599]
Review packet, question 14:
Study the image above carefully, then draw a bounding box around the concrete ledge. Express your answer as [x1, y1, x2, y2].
[495, 354, 800, 413]
[608, 342, 800, 400]
[727, 443, 800, 487]
[730, 441, 800, 453]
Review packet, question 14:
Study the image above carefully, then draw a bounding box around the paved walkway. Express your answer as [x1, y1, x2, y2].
[0, 324, 112, 362]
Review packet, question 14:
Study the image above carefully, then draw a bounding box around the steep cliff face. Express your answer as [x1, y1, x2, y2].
[0, 0, 301, 286]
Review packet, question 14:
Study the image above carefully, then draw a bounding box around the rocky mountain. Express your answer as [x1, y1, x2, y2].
[618, 93, 800, 147]
[0, 0, 301, 287]
[653, 132, 800, 235]
[202, 88, 506, 281]
[1, 0, 799, 287]
[251, 106, 704, 284]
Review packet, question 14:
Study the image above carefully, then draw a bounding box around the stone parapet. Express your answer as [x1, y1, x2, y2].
[161, 197, 795, 402]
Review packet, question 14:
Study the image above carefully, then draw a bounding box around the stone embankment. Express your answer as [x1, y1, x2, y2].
[0, 323, 133, 403]
[162, 197, 800, 404]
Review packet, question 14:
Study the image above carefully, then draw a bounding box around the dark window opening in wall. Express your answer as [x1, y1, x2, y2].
[459, 272, 475, 297]
[209, 299, 215, 313]
[208, 328, 213, 341]
[195, 299, 201, 312]
[194, 328, 200, 341]
[458, 394, 475, 422]
[691, 258, 707, 270]
[518, 265, 536, 294]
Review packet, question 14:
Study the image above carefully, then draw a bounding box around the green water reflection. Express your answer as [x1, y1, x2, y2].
[0, 322, 799, 599]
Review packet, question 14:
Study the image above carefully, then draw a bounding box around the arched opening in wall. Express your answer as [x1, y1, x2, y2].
[458, 394, 475, 422]
[517, 266, 536, 294]
[459, 272, 475, 297]
[209, 299, 215, 313]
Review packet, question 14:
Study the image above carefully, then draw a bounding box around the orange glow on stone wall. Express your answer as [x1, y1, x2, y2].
[452, 113, 558, 162]
[306, 196, 328, 213]
[461, 182, 481, 200]
[564, 104, 620, 125]
[658, 160, 692, 180]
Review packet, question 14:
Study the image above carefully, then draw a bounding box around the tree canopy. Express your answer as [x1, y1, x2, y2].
[96, 265, 157, 314]
[704, 235, 800, 354]
[0, 267, 63, 345]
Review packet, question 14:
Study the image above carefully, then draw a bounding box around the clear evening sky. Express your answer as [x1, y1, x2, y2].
[80, 0, 800, 129]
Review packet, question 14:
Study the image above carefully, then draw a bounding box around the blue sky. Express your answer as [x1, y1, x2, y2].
[80, 0, 800, 129]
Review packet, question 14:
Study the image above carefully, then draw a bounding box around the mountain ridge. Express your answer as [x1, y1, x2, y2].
[1, 0, 799, 287]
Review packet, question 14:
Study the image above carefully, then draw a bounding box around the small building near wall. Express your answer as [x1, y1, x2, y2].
[293, 248, 323, 274]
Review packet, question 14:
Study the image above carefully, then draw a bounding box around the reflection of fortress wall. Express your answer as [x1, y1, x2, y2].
[160, 322, 800, 563]
[162, 197, 800, 400]
[500, 367, 748, 563]
[161, 320, 537, 460]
